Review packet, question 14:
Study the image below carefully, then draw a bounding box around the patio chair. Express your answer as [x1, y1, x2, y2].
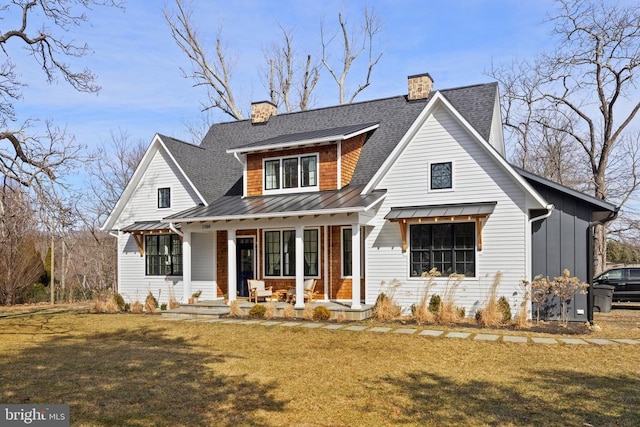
[248, 280, 273, 303]
[287, 279, 317, 303]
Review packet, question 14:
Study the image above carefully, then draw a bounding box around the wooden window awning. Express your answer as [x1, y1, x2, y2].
[121, 221, 181, 256]
[384, 202, 497, 252]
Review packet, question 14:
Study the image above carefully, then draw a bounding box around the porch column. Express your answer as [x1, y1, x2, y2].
[351, 223, 362, 309]
[227, 228, 237, 302]
[294, 225, 305, 308]
[182, 230, 192, 303]
[323, 226, 329, 300]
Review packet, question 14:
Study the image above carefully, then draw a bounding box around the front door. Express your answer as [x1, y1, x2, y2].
[236, 237, 254, 298]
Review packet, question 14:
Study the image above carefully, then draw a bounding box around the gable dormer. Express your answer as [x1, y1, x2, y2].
[227, 122, 378, 197]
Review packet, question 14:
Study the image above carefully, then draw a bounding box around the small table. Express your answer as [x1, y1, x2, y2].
[273, 289, 288, 302]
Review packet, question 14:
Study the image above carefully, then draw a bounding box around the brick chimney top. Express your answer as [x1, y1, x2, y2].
[407, 73, 434, 100]
[251, 101, 277, 124]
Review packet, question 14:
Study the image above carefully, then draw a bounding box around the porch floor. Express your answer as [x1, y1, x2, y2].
[163, 299, 374, 321]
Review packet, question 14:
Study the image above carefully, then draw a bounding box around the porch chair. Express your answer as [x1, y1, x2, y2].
[248, 280, 273, 303]
[287, 279, 317, 303]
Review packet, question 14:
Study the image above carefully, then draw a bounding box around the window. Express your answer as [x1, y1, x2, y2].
[158, 187, 171, 208]
[342, 228, 352, 276]
[145, 234, 182, 276]
[263, 154, 318, 192]
[410, 223, 475, 277]
[264, 229, 319, 277]
[430, 162, 452, 190]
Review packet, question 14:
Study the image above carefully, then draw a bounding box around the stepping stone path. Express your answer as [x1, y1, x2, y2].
[168, 317, 638, 345]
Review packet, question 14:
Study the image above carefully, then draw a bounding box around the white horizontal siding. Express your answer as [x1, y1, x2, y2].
[117, 233, 184, 304]
[114, 148, 201, 230]
[366, 105, 529, 316]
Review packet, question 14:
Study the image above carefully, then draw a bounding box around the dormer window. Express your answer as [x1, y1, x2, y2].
[264, 154, 319, 193]
[158, 187, 171, 208]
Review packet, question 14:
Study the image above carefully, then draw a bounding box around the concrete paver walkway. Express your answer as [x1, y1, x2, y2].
[161, 316, 640, 345]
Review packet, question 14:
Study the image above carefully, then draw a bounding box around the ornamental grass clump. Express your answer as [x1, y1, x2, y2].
[264, 301, 276, 319]
[229, 300, 242, 317]
[130, 301, 144, 313]
[373, 279, 402, 321]
[89, 292, 120, 314]
[413, 268, 440, 324]
[282, 303, 295, 319]
[475, 272, 503, 327]
[303, 302, 314, 320]
[513, 279, 532, 328]
[144, 292, 158, 313]
[438, 273, 464, 323]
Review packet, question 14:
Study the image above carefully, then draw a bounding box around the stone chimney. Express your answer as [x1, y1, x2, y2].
[251, 101, 278, 124]
[407, 73, 434, 100]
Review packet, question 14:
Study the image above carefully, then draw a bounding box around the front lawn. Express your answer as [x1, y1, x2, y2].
[0, 312, 638, 426]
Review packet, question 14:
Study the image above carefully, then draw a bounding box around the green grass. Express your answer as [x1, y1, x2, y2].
[0, 312, 638, 426]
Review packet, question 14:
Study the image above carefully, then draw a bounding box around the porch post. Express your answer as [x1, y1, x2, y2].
[294, 225, 305, 308]
[351, 223, 362, 309]
[227, 229, 237, 302]
[183, 230, 192, 303]
[323, 226, 329, 300]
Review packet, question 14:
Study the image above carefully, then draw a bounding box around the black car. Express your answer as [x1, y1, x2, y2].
[593, 267, 640, 302]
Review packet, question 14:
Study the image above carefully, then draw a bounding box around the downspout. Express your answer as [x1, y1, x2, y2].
[528, 204, 554, 319]
[587, 208, 620, 325]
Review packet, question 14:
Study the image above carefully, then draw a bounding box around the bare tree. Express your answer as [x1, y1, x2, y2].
[0, 185, 45, 305]
[264, 25, 320, 112]
[164, 0, 244, 120]
[489, 0, 640, 274]
[321, 5, 384, 104]
[0, 0, 118, 199]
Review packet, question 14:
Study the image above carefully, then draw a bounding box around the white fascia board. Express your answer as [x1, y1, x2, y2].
[226, 124, 379, 155]
[162, 193, 387, 224]
[100, 134, 207, 231]
[434, 94, 549, 210]
[155, 135, 208, 206]
[361, 92, 548, 210]
[101, 134, 163, 231]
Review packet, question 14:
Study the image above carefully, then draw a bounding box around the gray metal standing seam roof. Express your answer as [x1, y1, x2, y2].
[384, 201, 497, 220]
[157, 82, 499, 218]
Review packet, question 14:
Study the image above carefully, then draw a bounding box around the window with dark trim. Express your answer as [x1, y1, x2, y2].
[264, 229, 319, 277]
[145, 234, 182, 276]
[430, 162, 452, 190]
[263, 154, 318, 191]
[410, 223, 475, 277]
[158, 187, 171, 208]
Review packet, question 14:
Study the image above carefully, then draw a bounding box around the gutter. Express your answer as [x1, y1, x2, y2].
[109, 231, 119, 238]
[529, 204, 554, 224]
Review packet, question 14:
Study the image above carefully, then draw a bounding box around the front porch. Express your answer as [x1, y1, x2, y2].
[162, 299, 374, 321]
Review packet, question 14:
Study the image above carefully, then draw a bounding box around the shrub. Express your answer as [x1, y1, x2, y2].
[130, 301, 144, 313]
[124, 303, 131, 312]
[114, 293, 126, 311]
[144, 292, 158, 313]
[160, 303, 167, 311]
[373, 292, 401, 321]
[24, 283, 48, 304]
[428, 294, 442, 314]
[312, 306, 331, 321]
[249, 304, 266, 318]
[457, 306, 466, 319]
[498, 296, 512, 323]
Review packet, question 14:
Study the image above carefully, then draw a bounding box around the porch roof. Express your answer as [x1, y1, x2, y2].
[384, 201, 497, 220]
[226, 122, 379, 154]
[163, 185, 386, 222]
[121, 221, 178, 233]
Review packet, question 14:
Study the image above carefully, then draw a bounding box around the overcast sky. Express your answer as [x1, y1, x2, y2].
[7, 0, 564, 189]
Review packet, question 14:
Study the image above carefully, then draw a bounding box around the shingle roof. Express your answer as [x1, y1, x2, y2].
[163, 82, 498, 206]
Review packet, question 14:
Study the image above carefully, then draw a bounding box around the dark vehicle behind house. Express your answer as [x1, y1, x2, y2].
[593, 267, 640, 303]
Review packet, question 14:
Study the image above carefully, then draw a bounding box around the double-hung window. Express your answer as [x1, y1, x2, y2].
[158, 187, 171, 208]
[264, 229, 319, 277]
[263, 154, 318, 193]
[410, 223, 475, 277]
[145, 234, 182, 276]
